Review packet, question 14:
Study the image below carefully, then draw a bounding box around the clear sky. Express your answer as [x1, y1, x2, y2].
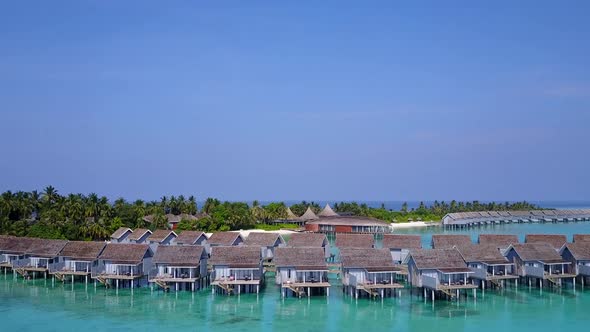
[1, 1, 589, 202]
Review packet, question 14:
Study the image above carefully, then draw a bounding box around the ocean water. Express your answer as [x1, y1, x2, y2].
[2, 222, 590, 332]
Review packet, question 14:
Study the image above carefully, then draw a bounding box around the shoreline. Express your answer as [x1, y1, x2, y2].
[390, 221, 440, 229]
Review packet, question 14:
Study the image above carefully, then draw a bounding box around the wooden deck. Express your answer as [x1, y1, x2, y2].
[437, 283, 478, 290]
[282, 282, 331, 288]
[487, 274, 519, 281]
[149, 277, 198, 283]
[360, 282, 404, 290]
[51, 271, 91, 276]
[94, 273, 144, 280]
[211, 279, 261, 285]
[543, 273, 577, 280]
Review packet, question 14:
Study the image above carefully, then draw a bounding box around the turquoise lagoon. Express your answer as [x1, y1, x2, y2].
[3, 222, 590, 332]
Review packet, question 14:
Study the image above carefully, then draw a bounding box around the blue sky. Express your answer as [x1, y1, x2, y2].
[1, 1, 589, 202]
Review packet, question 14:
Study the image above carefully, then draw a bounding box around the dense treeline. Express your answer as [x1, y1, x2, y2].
[0, 187, 541, 240]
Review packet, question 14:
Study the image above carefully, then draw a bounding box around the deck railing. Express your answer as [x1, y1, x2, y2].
[49, 261, 92, 274]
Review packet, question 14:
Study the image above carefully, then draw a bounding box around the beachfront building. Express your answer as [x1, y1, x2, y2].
[243, 232, 286, 261]
[405, 248, 476, 300]
[431, 234, 472, 249]
[477, 234, 519, 253]
[92, 243, 153, 289]
[340, 248, 403, 298]
[209, 246, 263, 295]
[149, 245, 208, 292]
[525, 234, 567, 250]
[559, 242, 590, 285]
[455, 244, 518, 289]
[128, 229, 152, 244]
[146, 229, 177, 253]
[287, 233, 331, 260]
[505, 243, 576, 287]
[573, 234, 590, 243]
[305, 216, 390, 234]
[110, 227, 133, 243]
[274, 247, 330, 298]
[382, 234, 422, 264]
[176, 231, 208, 246]
[13, 238, 68, 279]
[51, 241, 106, 283]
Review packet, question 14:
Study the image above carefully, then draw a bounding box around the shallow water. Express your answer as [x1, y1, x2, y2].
[2, 222, 590, 332]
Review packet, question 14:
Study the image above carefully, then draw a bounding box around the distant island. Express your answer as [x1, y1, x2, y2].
[0, 186, 541, 241]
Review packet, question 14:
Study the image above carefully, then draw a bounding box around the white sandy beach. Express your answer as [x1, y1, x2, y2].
[390, 221, 439, 229]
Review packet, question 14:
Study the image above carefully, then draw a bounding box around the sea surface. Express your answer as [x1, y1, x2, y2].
[3, 221, 590, 331]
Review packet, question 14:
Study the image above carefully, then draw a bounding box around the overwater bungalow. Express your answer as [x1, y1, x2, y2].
[405, 248, 477, 300]
[454, 244, 518, 288]
[381, 234, 422, 264]
[51, 241, 106, 283]
[287, 233, 331, 260]
[146, 229, 177, 253]
[318, 204, 339, 217]
[92, 243, 153, 289]
[340, 248, 403, 298]
[559, 242, 590, 285]
[431, 234, 472, 249]
[128, 228, 152, 244]
[243, 232, 286, 262]
[110, 227, 133, 243]
[335, 233, 374, 249]
[477, 234, 519, 253]
[149, 245, 208, 292]
[209, 246, 263, 294]
[505, 243, 576, 287]
[13, 238, 68, 279]
[274, 247, 330, 297]
[176, 231, 208, 246]
[305, 216, 390, 234]
[0, 236, 34, 271]
[573, 234, 590, 243]
[524, 234, 567, 250]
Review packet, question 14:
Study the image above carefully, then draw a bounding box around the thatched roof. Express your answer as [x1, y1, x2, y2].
[99, 243, 151, 264]
[244, 233, 285, 247]
[209, 246, 261, 268]
[148, 229, 177, 243]
[508, 243, 565, 263]
[26, 238, 68, 257]
[408, 248, 469, 271]
[431, 235, 472, 249]
[153, 245, 205, 266]
[273, 247, 328, 270]
[382, 234, 422, 249]
[335, 234, 374, 249]
[287, 233, 327, 247]
[298, 207, 319, 221]
[129, 229, 152, 241]
[318, 204, 339, 217]
[478, 234, 519, 247]
[454, 244, 509, 265]
[176, 231, 207, 245]
[60, 241, 106, 261]
[208, 232, 242, 246]
[573, 234, 590, 243]
[286, 207, 298, 220]
[110, 227, 132, 240]
[525, 234, 567, 249]
[340, 248, 399, 272]
[562, 242, 590, 261]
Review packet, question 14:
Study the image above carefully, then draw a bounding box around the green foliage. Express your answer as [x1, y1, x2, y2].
[289, 201, 321, 216]
[253, 223, 299, 231]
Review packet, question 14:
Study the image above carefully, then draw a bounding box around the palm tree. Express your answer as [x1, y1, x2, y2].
[43, 186, 59, 205]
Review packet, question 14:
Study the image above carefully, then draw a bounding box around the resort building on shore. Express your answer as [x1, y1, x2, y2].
[146, 229, 177, 253]
[504, 243, 576, 287]
[13, 238, 68, 279]
[335, 233, 375, 249]
[304, 216, 390, 234]
[209, 246, 263, 295]
[454, 244, 518, 288]
[382, 234, 422, 264]
[559, 242, 590, 285]
[524, 234, 567, 250]
[573, 234, 590, 243]
[405, 248, 477, 300]
[274, 247, 330, 298]
[110, 227, 133, 243]
[431, 234, 472, 249]
[243, 232, 286, 262]
[477, 234, 519, 253]
[51, 241, 106, 283]
[175, 231, 208, 247]
[287, 233, 331, 260]
[128, 229, 152, 244]
[340, 248, 403, 298]
[149, 245, 208, 292]
[92, 243, 153, 289]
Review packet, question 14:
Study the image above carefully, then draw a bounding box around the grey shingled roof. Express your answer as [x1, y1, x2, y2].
[208, 232, 242, 246]
[176, 231, 206, 245]
[152, 245, 205, 266]
[129, 229, 152, 241]
[525, 234, 567, 249]
[148, 229, 177, 243]
[274, 247, 328, 270]
[110, 227, 132, 240]
[99, 243, 151, 264]
[335, 234, 374, 249]
[408, 248, 468, 270]
[209, 246, 261, 268]
[478, 234, 519, 247]
[509, 243, 565, 263]
[243, 233, 284, 247]
[431, 235, 472, 249]
[454, 244, 510, 264]
[340, 248, 399, 272]
[382, 234, 422, 249]
[59, 241, 106, 261]
[287, 233, 327, 247]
